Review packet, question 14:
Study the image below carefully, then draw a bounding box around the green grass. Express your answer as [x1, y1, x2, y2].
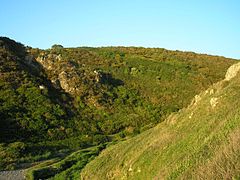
[81, 65, 240, 179]
[26, 144, 105, 180]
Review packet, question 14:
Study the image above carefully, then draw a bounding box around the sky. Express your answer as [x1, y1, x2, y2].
[0, 0, 239, 59]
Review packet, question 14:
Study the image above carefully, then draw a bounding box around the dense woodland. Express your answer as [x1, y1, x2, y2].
[0, 37, 236, 172]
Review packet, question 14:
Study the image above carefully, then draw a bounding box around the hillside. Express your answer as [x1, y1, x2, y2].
[81, 62, 240, 179]
[0, 37, 237, 172]
[28, 44, 236, 136]
[0, 37, 73, 142]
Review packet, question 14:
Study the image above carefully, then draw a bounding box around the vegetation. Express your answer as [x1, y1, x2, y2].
[26, 144, 105, 180]
[0, 37, 237, 178]
[81, 64, 240, 179]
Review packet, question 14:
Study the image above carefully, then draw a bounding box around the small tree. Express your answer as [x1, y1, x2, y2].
[51, 44, 64, 54]
[51, 44, 64, 49]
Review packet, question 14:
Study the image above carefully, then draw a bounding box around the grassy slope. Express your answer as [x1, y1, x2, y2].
[81, 63, 240, 179]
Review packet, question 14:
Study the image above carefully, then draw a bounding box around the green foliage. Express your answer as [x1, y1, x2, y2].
[0, 37, 237, 174]
[0, 142, 26, 170]
[81, 65, 240, 179]
[51, 44, 64, 54]
[0, 37, 26, 58]
[51, 44, 64, 49]
[26, 145, 105, 180]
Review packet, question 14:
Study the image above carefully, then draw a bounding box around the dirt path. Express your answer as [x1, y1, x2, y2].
[0, 170, 26, 180]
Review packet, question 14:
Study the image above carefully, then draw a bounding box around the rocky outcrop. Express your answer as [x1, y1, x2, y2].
[210, 97, 218, 108]
[58, 71, 80, 93]
[35, 52, 81, 93]
[183, 62, 240, 116]
[225, 62, 240, 81]
[36, 53, 62, 70]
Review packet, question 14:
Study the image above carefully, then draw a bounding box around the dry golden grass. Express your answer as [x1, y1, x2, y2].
[193, 129, 240, 180]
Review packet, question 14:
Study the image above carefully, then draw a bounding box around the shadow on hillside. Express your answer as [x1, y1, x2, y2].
[100, 72, 124, 87]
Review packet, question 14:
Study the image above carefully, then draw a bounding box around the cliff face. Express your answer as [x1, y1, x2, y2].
[81, 61, 240, 180]
[36, 51, 99, 96]
[36, 52, 82, 93]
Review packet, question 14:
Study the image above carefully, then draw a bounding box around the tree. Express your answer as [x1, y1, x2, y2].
[51, 44, 64, 49]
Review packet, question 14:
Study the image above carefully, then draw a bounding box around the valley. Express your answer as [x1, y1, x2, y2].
[0, 37, 238, 179]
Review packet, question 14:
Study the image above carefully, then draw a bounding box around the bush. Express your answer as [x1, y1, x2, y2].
[92, 135, 109, 145]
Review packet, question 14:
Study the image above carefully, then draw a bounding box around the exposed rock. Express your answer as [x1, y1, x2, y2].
[35, 52, 85, 94]
[36, 54, 53, 70]
[58, 71, 72, 92]
[58, 71, 81, 93]
[137, 168, 141, 173]
[128, 166, 133, 172]
[94, 70, 102, 83]
[56, 54, 62, 61]
[191, 94, 201, 106]
[210, 97, 218, 108]
[39, 85, 45, 90]
[130, 67, 139, 75]
[190, 63, 240, 110]
[189, 112, 194, 119]
[210, 89, 214, 95]
[36, 53, 60, 70]
[225, 62, 240, 81]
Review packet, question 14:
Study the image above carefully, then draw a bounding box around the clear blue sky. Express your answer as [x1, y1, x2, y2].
[0, 0, 239, 59]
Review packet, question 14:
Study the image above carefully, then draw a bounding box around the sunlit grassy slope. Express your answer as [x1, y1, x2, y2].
[81, 62, 240, 179]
